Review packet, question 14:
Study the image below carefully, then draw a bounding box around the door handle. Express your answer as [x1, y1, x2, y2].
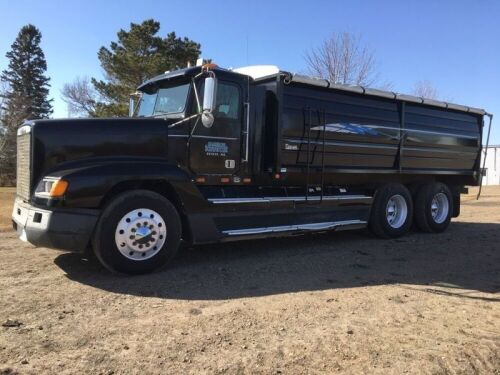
[242, 102, 250, 163]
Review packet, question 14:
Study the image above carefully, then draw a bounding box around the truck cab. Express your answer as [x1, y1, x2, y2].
[132, 65, 255, 179]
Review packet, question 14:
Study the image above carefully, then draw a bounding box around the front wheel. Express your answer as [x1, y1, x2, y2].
[92, 190, 181, 274]
[369, 183, 413, 238]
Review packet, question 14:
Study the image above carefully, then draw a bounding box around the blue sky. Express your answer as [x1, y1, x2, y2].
[1, 0, 499, 143]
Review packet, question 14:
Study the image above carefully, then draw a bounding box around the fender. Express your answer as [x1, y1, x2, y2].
[32, 158, 206, 212]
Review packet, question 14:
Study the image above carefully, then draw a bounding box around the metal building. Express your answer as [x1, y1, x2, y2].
[481, 145, 500, 185]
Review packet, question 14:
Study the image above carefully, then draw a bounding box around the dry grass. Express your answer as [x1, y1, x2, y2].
[0, 187, 15, 232]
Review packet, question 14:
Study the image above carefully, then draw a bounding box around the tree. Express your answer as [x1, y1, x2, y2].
[412, 80, 439, 99]
[0, 81, 9, 175]
[305, 32, 383, 87]
[62, 19, 201, 117]
[0, 24, 52, 180]
[1, 24, 52, 119]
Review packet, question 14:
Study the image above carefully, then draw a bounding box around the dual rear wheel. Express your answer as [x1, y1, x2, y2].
[369, 182, 453, 238]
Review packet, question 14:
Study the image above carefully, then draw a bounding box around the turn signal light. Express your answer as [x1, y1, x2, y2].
[195, 177, 206, 183]
[49, 180, 69, 197]
[243, 177, 251, 184]
[220, 177, 230, 183]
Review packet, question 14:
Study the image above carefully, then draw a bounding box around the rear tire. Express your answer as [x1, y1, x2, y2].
[369, 183, 413, 238]
[414, 182, 453, 233]
[92, 190, 181, 274]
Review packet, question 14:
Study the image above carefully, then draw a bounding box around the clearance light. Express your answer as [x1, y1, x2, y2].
[202, 63, 218, 70]
[220, 177, 230, 183]
[274, 173, 281, 179]
[195, 177, 206, 183]
[243, 177, 252, 184]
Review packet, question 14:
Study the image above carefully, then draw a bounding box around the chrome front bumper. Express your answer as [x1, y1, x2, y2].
[12, 197, 99, 252]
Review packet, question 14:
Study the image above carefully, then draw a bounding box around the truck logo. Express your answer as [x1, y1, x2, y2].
[205, 141, 228, 156]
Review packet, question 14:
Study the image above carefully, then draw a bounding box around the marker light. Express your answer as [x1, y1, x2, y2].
[202, 63, 218, 70]
[49, 180, 69, 197]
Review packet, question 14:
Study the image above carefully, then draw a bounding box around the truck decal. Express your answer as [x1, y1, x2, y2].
[204, 141, 229, 156]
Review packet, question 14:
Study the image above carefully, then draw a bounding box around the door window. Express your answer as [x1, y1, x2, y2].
[214, 82, 240, 120]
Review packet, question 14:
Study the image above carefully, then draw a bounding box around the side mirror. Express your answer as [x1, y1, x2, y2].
[201, 112, 214, 128]
[202, 77, 217, 112]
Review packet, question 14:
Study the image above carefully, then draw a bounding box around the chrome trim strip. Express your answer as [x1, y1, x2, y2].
[17, 124, 32, 136]
[209, 197, 267, 204]
[403, 127, 479, 140]
[208, 195, 372, 204]
[169, 134, 238, 141]
[223, 219, 367, 236]
[284, 138, 399, 150]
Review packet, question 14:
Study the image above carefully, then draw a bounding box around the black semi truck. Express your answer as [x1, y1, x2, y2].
[12, 64, 489, 274]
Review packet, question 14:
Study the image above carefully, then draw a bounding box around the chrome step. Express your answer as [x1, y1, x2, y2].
[222, 219, 367, 236]
[208, 195, 372, 204]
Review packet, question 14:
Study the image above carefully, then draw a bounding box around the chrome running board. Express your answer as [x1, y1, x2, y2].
[222, 219, 367, 236]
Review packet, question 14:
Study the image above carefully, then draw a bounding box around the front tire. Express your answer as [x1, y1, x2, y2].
[414, 182, 453, 233]
[369, 183, 413, 238]
[92, 190, 181, 274]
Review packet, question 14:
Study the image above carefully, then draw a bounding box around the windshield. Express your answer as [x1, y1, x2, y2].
[137, 83, 190, 117]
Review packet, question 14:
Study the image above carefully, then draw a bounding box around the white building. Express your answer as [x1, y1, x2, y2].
[481, 145, 500, 185]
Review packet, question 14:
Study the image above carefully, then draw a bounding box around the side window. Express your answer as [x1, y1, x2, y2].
[215, 82, 240, 120]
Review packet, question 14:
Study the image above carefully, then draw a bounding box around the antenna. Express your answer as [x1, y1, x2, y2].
[246, 35, 250, 99]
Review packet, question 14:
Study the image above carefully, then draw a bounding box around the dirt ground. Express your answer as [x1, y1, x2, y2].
[0, 186, 499, 374]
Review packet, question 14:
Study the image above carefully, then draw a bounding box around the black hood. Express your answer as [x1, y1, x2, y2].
[29, 117, 169, 185]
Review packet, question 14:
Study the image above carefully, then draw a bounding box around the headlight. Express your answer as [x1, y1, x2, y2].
[35, 177, 69, 198]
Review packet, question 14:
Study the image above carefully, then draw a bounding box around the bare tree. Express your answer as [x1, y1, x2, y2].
[412, 80, 439, 99]
[61, 76, 98, 117]
[305, 32, 382, 87]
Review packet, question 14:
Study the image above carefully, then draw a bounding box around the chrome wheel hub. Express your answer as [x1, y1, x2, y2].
[115, 208, 167, 261]
[386, 194, 408, 229]
[431, 192, 449, 224]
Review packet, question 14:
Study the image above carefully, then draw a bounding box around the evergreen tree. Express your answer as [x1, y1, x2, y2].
[0, 24, 52, 179]
[1, 24, 53, 120]
[63, 19, 201, 117]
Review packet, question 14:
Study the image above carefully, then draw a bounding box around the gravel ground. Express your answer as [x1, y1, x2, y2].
[0, 186, 499, 374]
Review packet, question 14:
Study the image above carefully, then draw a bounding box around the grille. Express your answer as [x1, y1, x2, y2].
[16, 132, 31, 201]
